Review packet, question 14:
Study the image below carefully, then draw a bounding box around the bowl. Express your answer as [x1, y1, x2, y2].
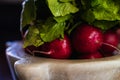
[6, 41, 120, 80]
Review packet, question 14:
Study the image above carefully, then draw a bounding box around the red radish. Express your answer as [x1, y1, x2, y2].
[48, 35, 72, 59]
[26, 35, 72, 59]
[116, 28, 120, 42]
[71, 24, 103, 53]
[101, 30, 119, 55]
[79, 51, 103, 59]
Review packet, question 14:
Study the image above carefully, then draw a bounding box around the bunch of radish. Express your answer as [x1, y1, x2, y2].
[25, 23, 120, 59]
[71, 24, 119, 59]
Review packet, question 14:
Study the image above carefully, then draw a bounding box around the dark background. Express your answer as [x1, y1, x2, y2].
[0, 2, 22, 42]
[0, 1, 23, 80]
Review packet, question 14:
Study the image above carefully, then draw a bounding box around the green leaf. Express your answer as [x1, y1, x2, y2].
[80, 0, 120, 21]
[54, 14, 72, 22]
[23, 16, 66, 47]
[91, 0, 120, 20]
[81, 9, 95, 23]
[21, 0, 36, 28]
[58, 0, 75, 2]
[38, 18, 66, 42]
[23, 26, 44, 48]
[81, 0, 92, 9]
[92, 20, 119, 31]
[47, 0, 79, 17]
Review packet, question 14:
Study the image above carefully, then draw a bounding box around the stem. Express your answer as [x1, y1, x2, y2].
[67, 21, 81, 35]
[33, 50, 51, 55]
[25, 48, 35, 56]
[25, 48, 52, 56]
[102, 42, 120, 55]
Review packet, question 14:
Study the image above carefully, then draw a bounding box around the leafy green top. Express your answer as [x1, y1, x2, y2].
[21, 0, 120, 48]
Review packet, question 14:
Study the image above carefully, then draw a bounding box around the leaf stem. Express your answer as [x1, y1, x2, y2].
[25, 48, 52, 56]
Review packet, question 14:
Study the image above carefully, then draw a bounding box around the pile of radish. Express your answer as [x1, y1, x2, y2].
[25, 23, 120, 59]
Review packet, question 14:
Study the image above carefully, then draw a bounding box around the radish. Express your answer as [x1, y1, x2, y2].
[25, 35, 72, 59]
[71, 24, 103, 54]
[101, 30, 119, 56]
[79, 51, 103, 59]
[116, 28, 120, 42]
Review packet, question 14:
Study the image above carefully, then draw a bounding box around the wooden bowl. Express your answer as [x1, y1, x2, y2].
[6, 41, 120, 80]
